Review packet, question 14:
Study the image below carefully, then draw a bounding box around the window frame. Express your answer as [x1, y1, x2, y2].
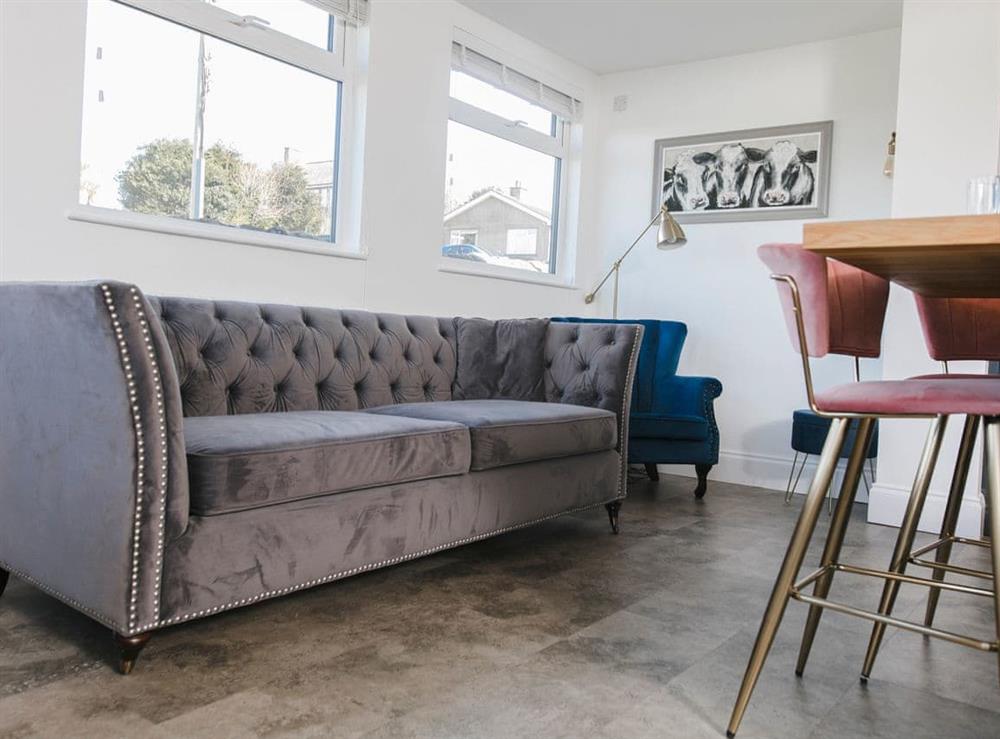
[71, 0, 365, 257]
[449, 228, 479, 245]
[442, 31, 580, 283]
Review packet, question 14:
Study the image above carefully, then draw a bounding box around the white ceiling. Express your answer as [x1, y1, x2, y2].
[457, 0, 903, 74]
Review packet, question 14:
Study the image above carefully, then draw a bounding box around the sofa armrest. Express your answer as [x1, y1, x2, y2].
[0, 281, 188, 635]
[651, 375, 723, 419]
[544, 322, 644, 497]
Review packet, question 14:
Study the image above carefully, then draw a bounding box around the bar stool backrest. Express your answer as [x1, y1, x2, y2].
[914, 296, 1000, 362]
[758, 243, 890, 359]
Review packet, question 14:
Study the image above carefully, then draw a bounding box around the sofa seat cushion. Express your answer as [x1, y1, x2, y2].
[629, 412, 709, 441]
[364, 400, 616, 471]
[184, 411, 471, 515]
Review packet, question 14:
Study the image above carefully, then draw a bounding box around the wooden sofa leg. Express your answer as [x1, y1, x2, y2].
[644, 463, 660, 482]
[605, 500, 622, 535]
[0, 568, 8, 598]
[694, 464, 712, 499]
[114, 631, 152, 675]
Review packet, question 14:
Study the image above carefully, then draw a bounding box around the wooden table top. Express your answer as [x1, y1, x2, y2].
[804, 214, 1000, 297]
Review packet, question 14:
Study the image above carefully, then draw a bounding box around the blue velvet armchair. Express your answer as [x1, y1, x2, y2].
[553, 318, 723, 497]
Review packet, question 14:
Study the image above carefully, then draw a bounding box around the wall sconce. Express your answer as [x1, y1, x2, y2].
[883, 131, 896, 177]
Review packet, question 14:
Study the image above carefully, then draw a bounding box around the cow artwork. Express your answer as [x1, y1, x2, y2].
[653, 122, 832, 223]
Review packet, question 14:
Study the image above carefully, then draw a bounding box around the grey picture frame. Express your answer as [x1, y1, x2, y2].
[652, 120, 833, 224]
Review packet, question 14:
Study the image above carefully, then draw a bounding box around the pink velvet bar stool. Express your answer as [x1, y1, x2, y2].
[726, 244, 1000, 738]
[861, 295, 1000, 674]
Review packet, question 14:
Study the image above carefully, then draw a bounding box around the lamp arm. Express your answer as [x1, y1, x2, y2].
[584, 206, 665, 304]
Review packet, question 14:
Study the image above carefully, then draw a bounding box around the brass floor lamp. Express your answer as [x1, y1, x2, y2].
[584, 204, 687, 317]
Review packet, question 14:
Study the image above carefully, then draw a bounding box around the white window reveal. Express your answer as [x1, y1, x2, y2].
[442, 32, 582, 276]
[77, 0, 368, 251]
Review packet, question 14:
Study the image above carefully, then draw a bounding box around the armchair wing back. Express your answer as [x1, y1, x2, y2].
[553, 317, 722, 497]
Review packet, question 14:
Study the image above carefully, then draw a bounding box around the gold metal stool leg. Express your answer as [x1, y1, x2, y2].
[924, 415, 981, 627]
[861, 415, 949, 681]
[785, 452, 801, 503]
[727, 418, 849, 737]
[795, 418, 875, 676]
[984, 416, 1000, 685]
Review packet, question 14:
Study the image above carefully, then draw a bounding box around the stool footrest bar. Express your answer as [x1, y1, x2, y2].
[791, 592, 998, 652]
[830, 562, 995, 598]
[908, 557, 994, 580]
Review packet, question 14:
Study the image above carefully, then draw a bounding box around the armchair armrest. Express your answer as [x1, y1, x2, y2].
[544, 322, 644, 497]
[651, 375, 724, 419]
[0, 281, 188, 635]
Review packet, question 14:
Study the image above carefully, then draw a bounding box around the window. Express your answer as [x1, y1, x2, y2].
[443, 37, 582, 275]
[505, 228, 538, 256]
[78, 0, 366, 248]
[449, 229, 478, 245]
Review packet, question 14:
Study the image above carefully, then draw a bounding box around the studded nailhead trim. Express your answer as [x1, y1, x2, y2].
[100, 284, 168, 634]
[14, 305, 637, 637]
[135, 495, 623, 632]
[0, 558, 124, 632]
[129, 287, 169, 621]
[616, 326, 642, 497]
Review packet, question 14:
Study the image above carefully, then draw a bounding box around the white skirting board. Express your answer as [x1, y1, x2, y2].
[651, 449, 870, 503]
[652, 450, 985, 539]
[867, 483, 984, 539]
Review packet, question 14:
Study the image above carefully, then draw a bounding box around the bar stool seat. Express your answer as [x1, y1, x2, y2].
[814, 378, 1000, 415]
[912, 373, 996, 379]
[726, 243, 1000, 738]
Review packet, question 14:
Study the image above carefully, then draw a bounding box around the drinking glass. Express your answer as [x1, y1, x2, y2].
[967, 175, 1000, 214]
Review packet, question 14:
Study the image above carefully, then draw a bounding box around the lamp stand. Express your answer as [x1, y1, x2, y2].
[612, 264, 620, 319]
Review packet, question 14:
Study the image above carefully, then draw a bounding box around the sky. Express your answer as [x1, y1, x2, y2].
[79, 0, 561, 253]
[445, 71, 559, 216]
[80, 0, 337, 211]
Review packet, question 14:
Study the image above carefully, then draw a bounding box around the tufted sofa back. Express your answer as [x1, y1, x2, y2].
[147, 297, 457, 417]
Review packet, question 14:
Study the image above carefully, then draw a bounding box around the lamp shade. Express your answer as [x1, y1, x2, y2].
[656, 208, 687, 249]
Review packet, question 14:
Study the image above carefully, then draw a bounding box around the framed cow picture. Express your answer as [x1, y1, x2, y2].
[652, 120, 833, 223]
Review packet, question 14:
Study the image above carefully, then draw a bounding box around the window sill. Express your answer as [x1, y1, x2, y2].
[67, 206, 367, 260]
[438, 259, 577, 289]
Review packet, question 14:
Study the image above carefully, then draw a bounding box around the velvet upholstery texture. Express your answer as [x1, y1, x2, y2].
[0, 281, 188, 634]
[452, 317, 548, 400]
[147, 297, 458, 416]
[1, 282, 643, 640]
[758, 244, 890, 359]
[814, 378, 1000, 415]
[184, 411, 471, 515]
[914, 295, 1000, 361]
[160, 450, 620, 623]
[791, 409, 878, 459]
[364, 400, 616, 471]
[552, 318, 722, 470]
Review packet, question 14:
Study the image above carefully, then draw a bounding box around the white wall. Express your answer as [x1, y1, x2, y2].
[868, 0, 1000, 536]
[591, 30, 901, 490]
[0, 0, 603, 319]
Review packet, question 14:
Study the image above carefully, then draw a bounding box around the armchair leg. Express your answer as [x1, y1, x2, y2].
[694, 464, 712, 499]
[0, 568, 8, 599]
[605, 500, 622, 535]
[114, 631, 152, 675]
[644, 463, 660, 482]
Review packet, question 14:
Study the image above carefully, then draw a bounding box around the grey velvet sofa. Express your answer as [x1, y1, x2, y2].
[0, 281, 642, 673]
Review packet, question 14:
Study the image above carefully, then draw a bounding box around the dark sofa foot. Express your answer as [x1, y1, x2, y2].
[694, 464, 712, 499]
[605, 500, 622, 534]
[643, 463, 660, 482]
[114, 632, 152, 675]
[0, 568, 8, 598]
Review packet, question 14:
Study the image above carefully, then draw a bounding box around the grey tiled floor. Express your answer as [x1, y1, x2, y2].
[2, 474, 999, 737]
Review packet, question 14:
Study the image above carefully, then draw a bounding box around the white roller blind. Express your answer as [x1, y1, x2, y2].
[303, 0, 369, 25]
[451, 41, 583, 122]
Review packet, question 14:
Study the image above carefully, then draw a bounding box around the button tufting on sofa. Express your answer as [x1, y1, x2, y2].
[0, 284, 644, 667]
